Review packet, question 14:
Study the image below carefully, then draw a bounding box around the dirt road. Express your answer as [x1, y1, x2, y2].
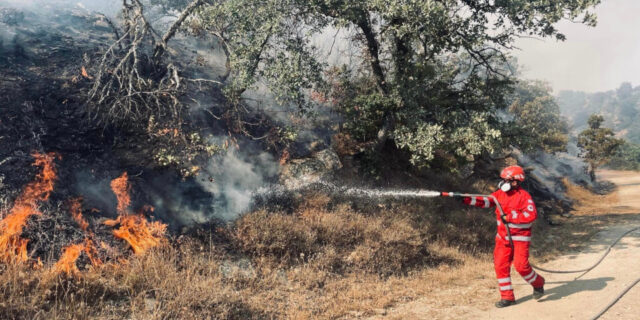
[381, 170, 640, 320]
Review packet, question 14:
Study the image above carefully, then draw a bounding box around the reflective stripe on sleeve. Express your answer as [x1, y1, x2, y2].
[470, 197, 477, 206]
[483, 197, 490, 208]
[499, 285, 513, 291]
[507, 223, 532, 229]
[497, 220, 501, 226]
[497, 277, 511, 284]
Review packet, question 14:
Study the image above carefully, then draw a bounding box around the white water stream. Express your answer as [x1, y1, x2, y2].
[254, 178, 441, 200]
[342, 187, 441, 198]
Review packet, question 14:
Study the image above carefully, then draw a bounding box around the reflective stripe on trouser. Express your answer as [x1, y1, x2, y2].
[496, 233, 531, 242]
[497, 221, 533, 229]
[494, 239, 545, 300]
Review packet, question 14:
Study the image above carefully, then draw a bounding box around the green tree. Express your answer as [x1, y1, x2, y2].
[507, 81, 569, 154]
[195, 0, 325, 109]
[308, 0, 599, 167]
[607, 142, 640, 171]
[578, 114, 623, 180]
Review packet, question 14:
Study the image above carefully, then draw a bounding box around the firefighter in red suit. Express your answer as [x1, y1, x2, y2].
[462, 165, 545, 307]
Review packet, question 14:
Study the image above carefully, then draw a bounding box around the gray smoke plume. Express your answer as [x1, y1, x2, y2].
[0, 0, 120, 16]
[69, 146, 279, 228]
[514, 146, 592, 199]
[194, 147, 279, 221]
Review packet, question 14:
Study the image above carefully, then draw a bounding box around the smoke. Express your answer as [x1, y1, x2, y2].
[515, 147, 592, 198]
[133, 145, 280, 227]
[0, 0, 121, 56]
[194, 147, 279, 221]
[312, 26, 361, 69]
[72, 170, 119, 218]
[0, 0, 285, 228]
[0, 0, 120, 16]
[68, 146, 279, 228]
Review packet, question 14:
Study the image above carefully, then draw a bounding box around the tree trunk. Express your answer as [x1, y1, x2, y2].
[356, 18, 387, 95]
[355, 16, 394, 152]
[587, 163, 597, 182]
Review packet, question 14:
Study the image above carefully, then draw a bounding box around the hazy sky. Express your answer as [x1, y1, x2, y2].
[513, 0, 640, 93]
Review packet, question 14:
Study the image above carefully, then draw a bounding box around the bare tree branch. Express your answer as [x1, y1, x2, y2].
[154, 0, 207, 59]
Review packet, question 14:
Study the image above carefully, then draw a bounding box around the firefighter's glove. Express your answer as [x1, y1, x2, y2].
[500, 214, 508, 223]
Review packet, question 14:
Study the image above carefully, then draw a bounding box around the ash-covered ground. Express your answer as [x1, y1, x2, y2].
[0, 2, 336, 266]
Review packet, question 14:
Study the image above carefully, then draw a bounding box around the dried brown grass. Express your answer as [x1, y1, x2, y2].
[564, 179, 618, 216]
[235, 195, 432, 275]
[530, 178, 637, 261]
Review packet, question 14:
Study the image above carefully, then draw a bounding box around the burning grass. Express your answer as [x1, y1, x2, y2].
[0, 153, 57, 264]
[1, 154, 167, 280]
[0, 190, 502, 319]
[103, 172, 167, 255]
[104, 215, 167, 255]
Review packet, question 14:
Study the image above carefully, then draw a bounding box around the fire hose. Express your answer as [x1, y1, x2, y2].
[440, 191, 640, 320]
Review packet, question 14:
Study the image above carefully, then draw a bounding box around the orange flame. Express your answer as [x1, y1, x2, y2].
[52, 238, 102, 275]
[81, 66, 93, 79]
[279, 149, 290, 165]
[105, 173, 166, 254]
[110, 172, 131, 215]
[66, 198, 102, 267]
[69, 198, 89, 231]
[104, 215, 166, 254]
[0, 153, 57, 263]
[83, 238, 102, 266]
[53, 243, 84, 275]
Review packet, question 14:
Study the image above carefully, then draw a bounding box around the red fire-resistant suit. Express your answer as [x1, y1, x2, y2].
[463, 187, 545, 301]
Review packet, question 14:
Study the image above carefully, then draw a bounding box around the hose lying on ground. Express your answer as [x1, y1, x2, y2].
[528, 226, 640, 320]
[590, 277, 640, 320]
[531, 226, 640, 276]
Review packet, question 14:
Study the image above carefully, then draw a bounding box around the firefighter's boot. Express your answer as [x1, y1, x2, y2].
[533, 286, 544, 300]
[495, 299, 516, 308]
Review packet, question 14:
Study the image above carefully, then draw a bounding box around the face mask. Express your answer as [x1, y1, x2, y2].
[499, 180, 512, 192]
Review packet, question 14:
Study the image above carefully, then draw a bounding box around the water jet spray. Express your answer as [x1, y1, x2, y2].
[333, 186, 514, 246]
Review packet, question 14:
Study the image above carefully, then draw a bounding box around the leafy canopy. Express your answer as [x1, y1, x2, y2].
[189, 0, 600, 169]
[607, 142, 640, 171]
[507, 81, 569, 154]
[306, 0, 598, 167]
[578, 114, 623, 179]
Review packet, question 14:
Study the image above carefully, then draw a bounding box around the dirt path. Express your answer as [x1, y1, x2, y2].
[380, 170, 640, 320]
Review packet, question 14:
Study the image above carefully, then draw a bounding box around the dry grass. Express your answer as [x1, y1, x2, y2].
[235, 197, 431, 275]
[526, 180, 620, 262]
[564, 179, 619, 216]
